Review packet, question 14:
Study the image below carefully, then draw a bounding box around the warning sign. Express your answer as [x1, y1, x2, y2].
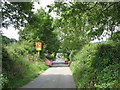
[36, 42, 42, 51]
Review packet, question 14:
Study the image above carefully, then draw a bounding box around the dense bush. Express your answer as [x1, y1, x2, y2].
[5, 41, 35, 56]
[2, 35, 17, 45]
[2, 45, 49, 89]
[70, 42, 120, 88]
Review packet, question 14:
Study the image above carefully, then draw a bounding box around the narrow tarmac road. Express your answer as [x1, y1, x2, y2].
[19, 66, 76, 88]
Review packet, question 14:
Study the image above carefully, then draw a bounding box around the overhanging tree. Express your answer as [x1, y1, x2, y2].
[47, 1, 120, 59]
[48, 1, 120, 39]
[19, 9, 60, 56]
[2, 1, 34, 29]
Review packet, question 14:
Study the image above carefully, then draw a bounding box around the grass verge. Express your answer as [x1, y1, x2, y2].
[2, 46, 49, 89]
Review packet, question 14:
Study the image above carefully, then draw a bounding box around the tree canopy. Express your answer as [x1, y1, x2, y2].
[19, 9, 60, 54]
[2, 1, 34, 28]
[47, 1, 120, 59]
[2, 35, 17, 45]
[48, 1, 120, 39]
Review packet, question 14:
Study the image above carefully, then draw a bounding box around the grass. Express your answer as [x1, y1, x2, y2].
[2, 46, 49, 89]
[10, 67, 45, 88]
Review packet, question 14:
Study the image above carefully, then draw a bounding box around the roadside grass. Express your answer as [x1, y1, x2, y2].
[8, 62, 46, 89]
[2, 46, 49, 89]
[70, 42, 120, 88]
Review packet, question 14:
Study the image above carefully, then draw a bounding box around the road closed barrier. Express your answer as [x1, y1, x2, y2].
[64, 60, 69, 64]
[45, 61, 52, 66]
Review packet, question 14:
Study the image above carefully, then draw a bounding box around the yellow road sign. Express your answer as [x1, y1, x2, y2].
[36, 42, 42, 51]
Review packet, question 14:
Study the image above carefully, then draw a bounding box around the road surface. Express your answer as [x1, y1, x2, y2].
[18, 58, 76, 89]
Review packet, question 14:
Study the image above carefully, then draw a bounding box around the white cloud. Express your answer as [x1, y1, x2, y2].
[2, 27, 19, 40]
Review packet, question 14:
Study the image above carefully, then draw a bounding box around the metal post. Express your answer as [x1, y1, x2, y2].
[38, 51, 40, 57]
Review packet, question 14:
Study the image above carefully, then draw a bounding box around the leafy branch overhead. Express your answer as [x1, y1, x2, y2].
[19, 9, 60, 54]
[2, 1, 34, 28]
[48, 2, 120, 39]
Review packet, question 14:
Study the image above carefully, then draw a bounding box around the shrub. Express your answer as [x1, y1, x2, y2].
[70, 42, 120, 88]
[2, 45, 49, 89]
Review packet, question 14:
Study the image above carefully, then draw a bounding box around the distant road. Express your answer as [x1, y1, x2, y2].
[18, 58, 76, 89]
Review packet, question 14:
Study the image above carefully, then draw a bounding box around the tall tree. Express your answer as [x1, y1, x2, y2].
[19, 9, 60, 55]
[47, 1, 120, 59]
[2, 1, 34, 29]
[48, 1, 120, 39]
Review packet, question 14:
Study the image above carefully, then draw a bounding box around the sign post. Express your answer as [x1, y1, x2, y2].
[36, 42, 42, 57]
[38, 51, 40, 57]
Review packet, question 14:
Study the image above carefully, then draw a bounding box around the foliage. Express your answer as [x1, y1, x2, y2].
[70, 42, 120, 88]
[108, 31, 120, 42]
[2, 45, 49, 89]
[5, 40, 34, 56]
[2, 1, 34, 28]
[47, 1, 120, 57]
[2, 6, 60, 89]
[0, 73, 8, 89]
[2, 35, 17, 45]
[48, 1, 120, 39]
[1, 1, 120, 89]
[51, 17, 89, 61]
[18, 9, 60, 55]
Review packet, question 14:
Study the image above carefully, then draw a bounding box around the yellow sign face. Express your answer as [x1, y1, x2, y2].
[36, 42, 42, 51]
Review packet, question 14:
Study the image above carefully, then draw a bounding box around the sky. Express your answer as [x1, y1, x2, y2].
[2, 0, 55, 40]
[1, 26, 19, 40]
